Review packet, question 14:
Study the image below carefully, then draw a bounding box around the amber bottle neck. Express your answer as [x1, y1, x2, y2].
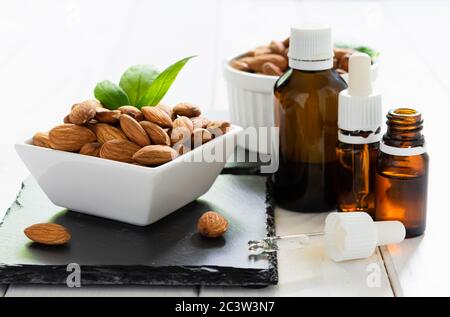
[383, 108, 425, 147]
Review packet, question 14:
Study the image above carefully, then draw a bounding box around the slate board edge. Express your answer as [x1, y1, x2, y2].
[0, 176, 278, 286]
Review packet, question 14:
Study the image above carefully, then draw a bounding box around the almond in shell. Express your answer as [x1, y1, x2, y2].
[94, 123, 128, 143]
[79, 142, 101, 157]
[24, 223, 71, 245]
[120, 114, 151, 147]
[70, 100, 99, 125]
[140, 121, 170, 146]
[141, 106, 173, 128]
[49, 124, 97, 151]
[133, 145, 178, 166]
[173, 102, 201, 118]
[32, 132, 51, 148]
[100, 139, 141, 163]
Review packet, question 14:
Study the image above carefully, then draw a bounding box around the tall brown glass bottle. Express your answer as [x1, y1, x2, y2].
[273, 26, 347, 212]
[375, 108, 429, 237]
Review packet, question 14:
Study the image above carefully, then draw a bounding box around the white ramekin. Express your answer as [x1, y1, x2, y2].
[15, 125, 242, 226]
[223, 55, 379, 154]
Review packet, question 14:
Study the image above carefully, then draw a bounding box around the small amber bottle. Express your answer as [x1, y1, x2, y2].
[273, 25, 347, 212]
[336, 53, 382, 218]
[375, 108, 429, 238]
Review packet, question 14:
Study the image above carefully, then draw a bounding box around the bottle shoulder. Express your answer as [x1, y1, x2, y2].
[274, 68, 348, 93]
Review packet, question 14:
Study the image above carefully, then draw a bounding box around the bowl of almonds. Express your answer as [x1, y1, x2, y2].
[223, 38, 378, 153]
[15, 100, 242, 226]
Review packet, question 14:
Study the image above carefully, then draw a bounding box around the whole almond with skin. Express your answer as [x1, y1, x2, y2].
[118, 105, 144, 122]
[156, 103, 173, 118]
[282, 37, 290, 47]
[100, 139, 141, 163]
[173, 143, 191, 155]
[120, 114, 151, 147]
[49, 124, 96, 151]
[141, 106, 173, 128]
[191, 116, 210, 129]
[70, 100, 98, 125]
[269, 40, 286, 55]
[133, 145, 178, 166]
[94, 123, 128, 143]
[32, 132, 51, 148]
[170, 127, 191, 145]
[207, 120, 231, 136]
[247, 54, 288, 73]
[173, 116, 194, 133]
[24, 223, 71, 245]
[79, 142, 101, 157]
[262, 62, 282, 76]
[197, 211, 228, 238]
[254, 45, 271, 56]
[173, 103, 201, 118]
[95, 108, 121, 124]
[63, 114, 71, 123]
[140, 121, 170, 146]
[230, 60, 250, 72]
[192, 128, 212, 147]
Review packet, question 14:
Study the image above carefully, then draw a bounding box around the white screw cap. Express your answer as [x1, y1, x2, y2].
[324, 212, 405, 262]
[338, 53, 382, 133]
[288, 24, 333, 71]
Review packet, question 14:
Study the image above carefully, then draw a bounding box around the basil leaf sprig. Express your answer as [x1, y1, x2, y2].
[94, 56, 195, 110]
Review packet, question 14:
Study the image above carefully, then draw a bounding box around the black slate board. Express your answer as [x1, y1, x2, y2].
[0, 174, 277, 286]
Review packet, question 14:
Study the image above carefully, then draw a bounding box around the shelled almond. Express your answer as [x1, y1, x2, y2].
[32, 100, 231, 167]
[230, 37, 374, 75]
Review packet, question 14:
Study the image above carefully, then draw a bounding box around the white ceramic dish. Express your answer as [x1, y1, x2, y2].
[15, 125, 242, 226]
[223, 55, 379, 154]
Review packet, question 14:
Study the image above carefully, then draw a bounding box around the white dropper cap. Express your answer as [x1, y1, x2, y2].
[324, 212, 405, 262]
[338, 53, 382, 134]
[288, 24, 334, 71]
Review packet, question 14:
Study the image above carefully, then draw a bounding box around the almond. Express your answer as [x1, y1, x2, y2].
[133, 145, 178, 166]
[118, 105, 144, 121]
[207, 120, 231, 136]
[247, 54, 288, 73]
[120, 114, 151, 147]
[70, 100, 99, 125]
[173, 102, 201, 118]
[156, 103, 173, 118]
[230, 59, 250, 72]
[197, 211, 228, 238]
[254, 45, 271, 56]
[269, 40, 286, 55]
[173, 116, 194, 133]
[79, 142, 101, 157]
[191, 116, 210, 129]
[140, 121, 170, 146]
[282, 37, 290, 47]
[100, 139, 141, 163]
[94, 123, 128, 143]
[32, 132, 51, 148]
[262, 62, 282, 76]
[63, 114, 71, 123]
[141, 106, 173, 128]
[170, 127, 191, 145]
[192, 128, 212, 147]
[49, 124, 97, 151]
[173, 143, 191, 155]
[24, 223, 71, 245]
[95, 108, 121, 124]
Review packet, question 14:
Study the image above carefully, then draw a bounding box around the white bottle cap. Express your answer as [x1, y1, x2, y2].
[324, 212, 405, 262]
[338, 53, 382, 134]
[288, 24, 333, 71]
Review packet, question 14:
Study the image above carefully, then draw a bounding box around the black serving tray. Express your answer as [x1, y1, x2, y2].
[0, 173, 277, 286]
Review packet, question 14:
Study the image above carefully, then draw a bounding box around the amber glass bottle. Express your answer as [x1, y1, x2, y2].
[375, 108, 429, 238]
[336, 53, 382, 218]
[273, 26, 347, 212]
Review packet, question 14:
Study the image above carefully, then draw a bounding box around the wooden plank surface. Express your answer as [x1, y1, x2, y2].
[200, 208, 394, 297]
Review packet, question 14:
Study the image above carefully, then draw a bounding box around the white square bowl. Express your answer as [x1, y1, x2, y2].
[15, 125, 242, 226]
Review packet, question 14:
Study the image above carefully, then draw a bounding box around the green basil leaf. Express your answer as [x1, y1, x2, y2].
[119, 64, 159, 107]
[138, 56, 195, 106]
[94, 80, 130, 110]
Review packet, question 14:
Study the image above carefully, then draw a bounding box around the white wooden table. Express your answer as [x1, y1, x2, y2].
[1, 0, 450, 297]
